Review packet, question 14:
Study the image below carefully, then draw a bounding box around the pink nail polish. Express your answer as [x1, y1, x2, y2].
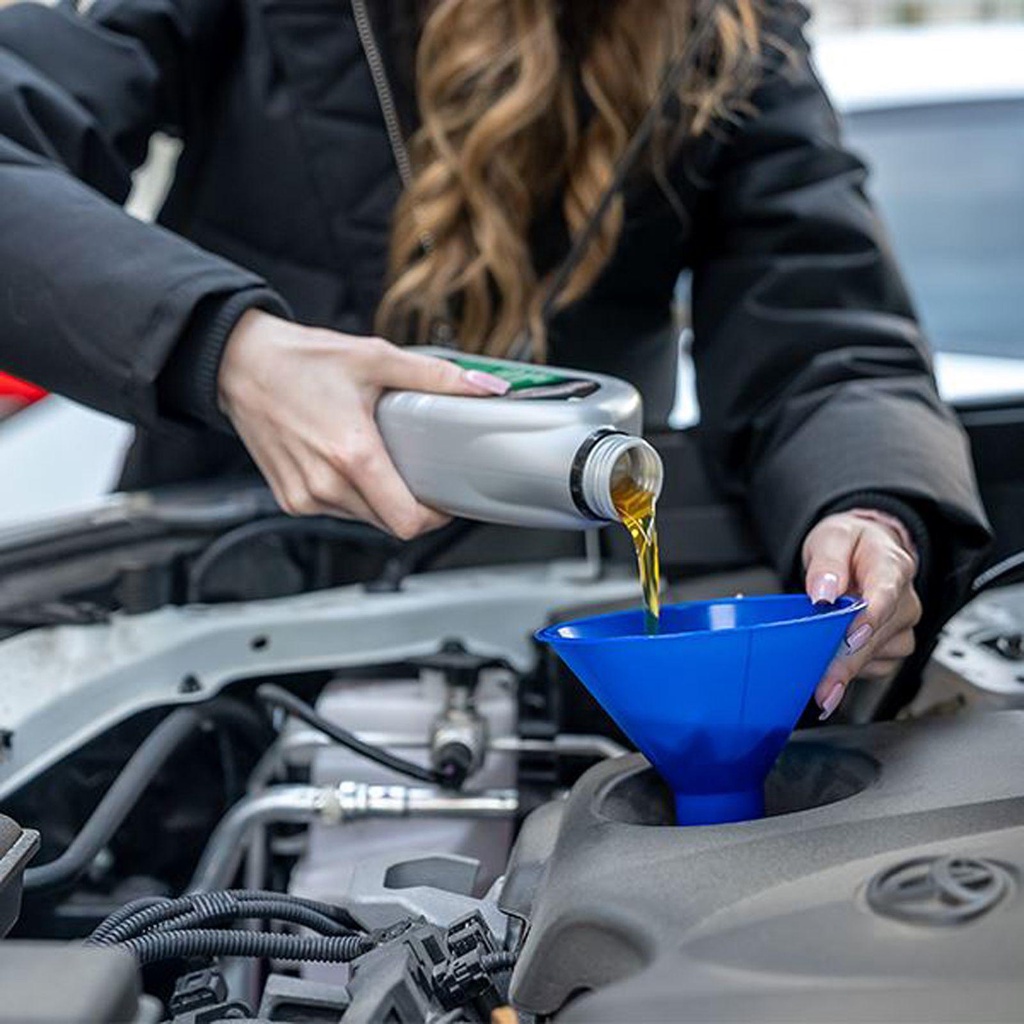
[464, 369, 511, 396]
[811, 572, 840, 606]
[819, 682, 844, 721]
[845, 623, 874, 654]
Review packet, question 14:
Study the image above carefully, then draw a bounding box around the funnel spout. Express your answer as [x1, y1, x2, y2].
[537, 595, 864, 826]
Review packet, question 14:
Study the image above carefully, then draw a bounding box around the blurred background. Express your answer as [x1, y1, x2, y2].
[811, 0, 1024, 378]
[675, 0, 1024, 426]
[0, 0, 1022, 524]
[811, 0, 1024, 29]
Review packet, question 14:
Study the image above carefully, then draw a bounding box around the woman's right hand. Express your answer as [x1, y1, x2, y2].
[217, 311, 509, 539]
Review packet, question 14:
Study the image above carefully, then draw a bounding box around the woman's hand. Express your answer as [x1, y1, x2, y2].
[802, 510, 922, 720]
[217, 311, 509, 539]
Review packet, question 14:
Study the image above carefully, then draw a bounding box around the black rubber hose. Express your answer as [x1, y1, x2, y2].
[186, 515, 396, 603]
[369, 519, 477, 592]
[124, 927, 371, 965]
[26, 701, 269, 893]
[25, 708, 204, 893]
[256, 683, 445, 785]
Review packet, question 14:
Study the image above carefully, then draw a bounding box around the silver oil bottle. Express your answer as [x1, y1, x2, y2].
[377, 349, 664, 529]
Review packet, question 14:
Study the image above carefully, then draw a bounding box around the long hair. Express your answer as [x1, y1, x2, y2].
[375, 0, 762, 359]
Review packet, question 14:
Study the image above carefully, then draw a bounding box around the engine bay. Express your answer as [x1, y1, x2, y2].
[2, 479, 1024, 1022]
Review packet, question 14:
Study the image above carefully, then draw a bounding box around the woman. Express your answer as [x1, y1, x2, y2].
[0, 0, 990, 716]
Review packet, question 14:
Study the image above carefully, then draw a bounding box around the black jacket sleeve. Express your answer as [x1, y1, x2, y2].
[0, 0, 287, 428]
[688, 4, 991, 626]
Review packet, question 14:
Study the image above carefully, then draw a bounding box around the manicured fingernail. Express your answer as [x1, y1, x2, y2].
[811, 572, 840, 606]
[845, 623, 873, 654]
[464, 370, 511, 395]
[819, 682, 844, 721]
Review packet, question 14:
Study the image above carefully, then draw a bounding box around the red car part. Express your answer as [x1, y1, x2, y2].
[0, 372, 46, 405]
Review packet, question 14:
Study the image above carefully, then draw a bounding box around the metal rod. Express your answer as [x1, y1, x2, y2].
[190, 784, 518, 893]
[498, 735, 629, 760]
[278, 728, 628, 765]
[190, 786, 329, 893]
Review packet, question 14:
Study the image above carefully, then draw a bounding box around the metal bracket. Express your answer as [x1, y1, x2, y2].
[0, 561, 637, 800]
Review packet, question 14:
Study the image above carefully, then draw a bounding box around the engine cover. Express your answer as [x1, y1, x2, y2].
[504, 710, 1024, 1022]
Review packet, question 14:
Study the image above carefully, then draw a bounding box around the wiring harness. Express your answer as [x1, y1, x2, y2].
[89, 894, 518, 1021]
[87, 889, 372, 966]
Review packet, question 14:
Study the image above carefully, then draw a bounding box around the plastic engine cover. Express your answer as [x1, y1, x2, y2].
[0, 815, 38, 938]
[504, 710, 1024, 1022]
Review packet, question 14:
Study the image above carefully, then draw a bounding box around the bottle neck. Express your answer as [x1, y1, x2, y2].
[573, 432, 664, 522]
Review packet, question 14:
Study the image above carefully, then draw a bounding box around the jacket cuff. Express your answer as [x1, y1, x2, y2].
[158, 286, 291, 432]
[816, 491, 932, 595]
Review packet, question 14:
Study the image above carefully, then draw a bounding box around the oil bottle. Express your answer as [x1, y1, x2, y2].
[377, 349, 664, 532]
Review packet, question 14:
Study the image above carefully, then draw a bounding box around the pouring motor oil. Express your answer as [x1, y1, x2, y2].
[377, 349, 664, 628]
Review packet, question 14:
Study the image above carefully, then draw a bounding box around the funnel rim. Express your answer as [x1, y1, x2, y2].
[536, 593, 867, 646]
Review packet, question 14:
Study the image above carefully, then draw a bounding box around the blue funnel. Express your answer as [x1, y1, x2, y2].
[537, 594, 865, 825]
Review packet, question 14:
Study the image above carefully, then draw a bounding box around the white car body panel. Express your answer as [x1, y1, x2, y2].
[817, 23, 1024, 409]
[811, 23, 1024, 111]
[0, 399, 133, 529]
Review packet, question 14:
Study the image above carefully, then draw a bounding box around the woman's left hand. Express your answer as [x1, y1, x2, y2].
[802, 510, 922, 720]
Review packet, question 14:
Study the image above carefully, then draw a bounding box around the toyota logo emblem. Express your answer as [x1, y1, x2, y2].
[867, 855, 1012, 926]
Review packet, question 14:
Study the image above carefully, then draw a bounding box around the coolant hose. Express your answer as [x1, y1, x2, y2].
[25, 700, 266, 893]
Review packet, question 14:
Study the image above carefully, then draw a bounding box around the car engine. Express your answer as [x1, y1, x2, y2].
[1, 474, 1023, 1023]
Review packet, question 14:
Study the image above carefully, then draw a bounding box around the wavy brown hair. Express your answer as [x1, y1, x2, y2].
[376, 0, 762, 359]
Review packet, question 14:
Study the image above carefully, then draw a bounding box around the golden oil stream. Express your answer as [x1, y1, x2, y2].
[611, 475, 661, 634]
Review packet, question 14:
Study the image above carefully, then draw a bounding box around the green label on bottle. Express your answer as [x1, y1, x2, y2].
[445, 356, 571, 391]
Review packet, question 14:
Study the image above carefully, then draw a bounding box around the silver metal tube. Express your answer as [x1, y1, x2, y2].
[246, 740, 288, 794]
[190, 786, 337, 893]
[189, 783, 518, 893]
[494, 735, 629, 760]
[278, 728, 628, 767]
[329, 781, 518, 820]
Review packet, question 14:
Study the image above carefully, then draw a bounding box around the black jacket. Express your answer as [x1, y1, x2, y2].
[0, 0, 990, 594]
